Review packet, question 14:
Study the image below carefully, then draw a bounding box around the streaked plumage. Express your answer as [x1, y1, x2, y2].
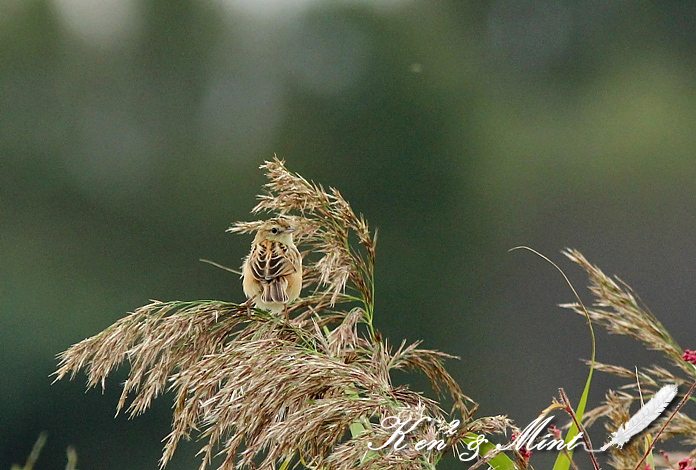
[242, 218, 302, 314]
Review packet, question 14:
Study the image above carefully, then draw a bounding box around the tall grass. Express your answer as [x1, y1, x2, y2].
[53, 159, 696, 469]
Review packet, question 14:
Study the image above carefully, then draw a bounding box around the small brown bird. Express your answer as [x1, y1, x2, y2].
[242, 217, 302, 315]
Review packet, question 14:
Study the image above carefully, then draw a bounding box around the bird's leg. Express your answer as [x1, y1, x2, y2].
[241, 298, 254, 315]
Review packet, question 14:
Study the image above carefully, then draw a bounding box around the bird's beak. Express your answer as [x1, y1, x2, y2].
[285, 227, 295, 233]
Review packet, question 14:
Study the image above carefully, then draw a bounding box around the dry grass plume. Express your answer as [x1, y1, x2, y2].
[54, 159, 510, 470]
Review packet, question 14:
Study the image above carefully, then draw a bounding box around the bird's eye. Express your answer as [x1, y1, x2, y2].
[271, 227, 279, 234]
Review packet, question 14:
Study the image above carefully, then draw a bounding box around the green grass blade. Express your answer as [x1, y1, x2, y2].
[460, 434, 516, 470]
[552, 366, 593, 470]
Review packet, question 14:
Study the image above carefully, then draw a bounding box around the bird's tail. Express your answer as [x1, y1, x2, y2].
[261, 278, 289, 303]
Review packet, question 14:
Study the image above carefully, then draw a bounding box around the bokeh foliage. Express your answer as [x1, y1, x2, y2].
[3, 1, 696, 468]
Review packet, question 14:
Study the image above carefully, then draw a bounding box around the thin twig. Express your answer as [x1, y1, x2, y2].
[199, 258, 242, 275]
[558, 388, 601, 470]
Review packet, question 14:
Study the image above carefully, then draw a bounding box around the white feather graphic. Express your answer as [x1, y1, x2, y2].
[600, 384, 678, 451]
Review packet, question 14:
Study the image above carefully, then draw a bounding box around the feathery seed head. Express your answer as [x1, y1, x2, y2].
[54, 158, 484, 470]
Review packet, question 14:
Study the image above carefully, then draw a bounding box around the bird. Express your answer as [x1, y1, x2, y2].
[242, 217, 302, 315]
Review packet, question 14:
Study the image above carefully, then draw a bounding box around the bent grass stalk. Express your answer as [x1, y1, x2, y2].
[509, 246, 598, 470]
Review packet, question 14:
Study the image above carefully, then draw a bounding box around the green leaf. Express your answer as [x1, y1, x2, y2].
[554, 298, 597, 469]
[460, 434, 516, 470]
[552, 367, 593, 470]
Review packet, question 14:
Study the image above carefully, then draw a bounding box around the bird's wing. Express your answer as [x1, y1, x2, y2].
[249, 240, 298, 282]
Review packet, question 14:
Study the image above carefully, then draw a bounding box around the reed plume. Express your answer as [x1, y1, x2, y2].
[562, 249, 696, 468]
[54, 158, 509, 470]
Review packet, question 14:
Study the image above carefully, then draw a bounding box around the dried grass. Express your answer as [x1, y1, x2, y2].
[54, 160, 696, 470]
[562, 249, 696, 467]
[54, 159, 506, 470]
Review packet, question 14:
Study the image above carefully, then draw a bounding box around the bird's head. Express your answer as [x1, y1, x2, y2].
[255, 217, 295, 244]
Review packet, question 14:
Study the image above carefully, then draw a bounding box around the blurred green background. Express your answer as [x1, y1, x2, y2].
[3, 0, 696, 468]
